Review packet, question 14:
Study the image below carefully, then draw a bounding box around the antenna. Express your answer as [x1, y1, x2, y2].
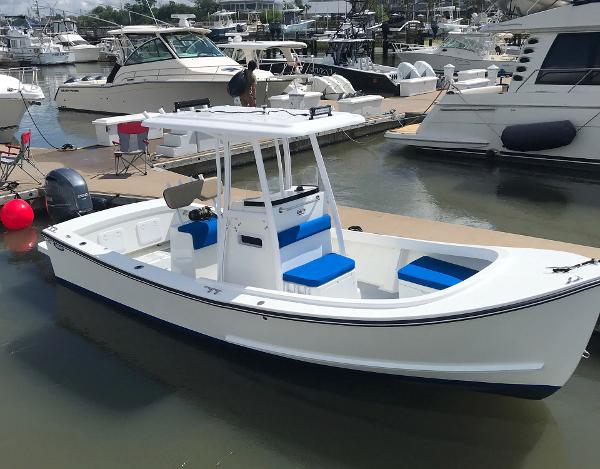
[143, 0, 158, 26]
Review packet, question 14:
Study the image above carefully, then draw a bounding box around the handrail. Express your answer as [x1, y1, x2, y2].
[513, 67, 600, 93]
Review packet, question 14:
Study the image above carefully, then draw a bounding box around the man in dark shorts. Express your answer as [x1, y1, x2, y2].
[240, 60, 257, 107]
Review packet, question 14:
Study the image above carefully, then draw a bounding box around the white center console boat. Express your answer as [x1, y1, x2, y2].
[55, 16, 302, 114]
[39, 105, 600, 398]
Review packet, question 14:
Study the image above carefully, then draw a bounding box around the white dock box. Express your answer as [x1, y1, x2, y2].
[92, 112, 163, 147]
[337, 95, 384, 117]
[397, 77, 438, 97]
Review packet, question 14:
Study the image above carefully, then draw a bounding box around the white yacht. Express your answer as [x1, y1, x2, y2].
[208, 11, 246, 42]
[39, 105, 600, 399]
[393, 32, 517, 74]
[385, 1, 600, 169]
[0, 67, 44, 142]
[4, 26, 74, 65]
[281, 8, 315, 35]
[54, 18, 300, 114]
[43, 18, 100, 62]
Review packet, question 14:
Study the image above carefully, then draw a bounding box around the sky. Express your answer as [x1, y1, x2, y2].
[0, 0, 195, 17]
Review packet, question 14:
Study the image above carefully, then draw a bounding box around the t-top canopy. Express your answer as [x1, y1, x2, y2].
[142, 106, 365, 139]
[218, 41, 307, 51]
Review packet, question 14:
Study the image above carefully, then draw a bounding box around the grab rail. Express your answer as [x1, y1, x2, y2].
[0, 66, 39, 87]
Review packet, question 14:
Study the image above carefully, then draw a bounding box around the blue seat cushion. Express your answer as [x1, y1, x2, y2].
[397, 256, 477, 290]
[177, 217, 218, 249]
[283, 253, 355, 287]
[278, 215, 331, 248]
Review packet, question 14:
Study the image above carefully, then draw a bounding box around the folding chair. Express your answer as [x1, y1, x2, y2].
[113, 122, 149, 175]
[0, 130, 43, 189]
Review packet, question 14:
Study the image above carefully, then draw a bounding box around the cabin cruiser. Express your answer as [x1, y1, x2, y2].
[424, 6, 469, 36]
[0, 67, 44, 142]
[39, 105, 600, 398]
[4, 26, 75, 65]
[54, 18, 301, 114]
[219, 40, 306, 75]
[43, 18, 100, 62]
[305, 39, 402, 95]
[385, 1, 600, 169]
[392, 32, 517, 74]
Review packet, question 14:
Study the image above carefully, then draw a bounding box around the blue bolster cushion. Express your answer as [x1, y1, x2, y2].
[177, 217, 218, 249]
[397, 256, 477, 290]
[278, 215, 331, 248]
[283, 253, 355, 287]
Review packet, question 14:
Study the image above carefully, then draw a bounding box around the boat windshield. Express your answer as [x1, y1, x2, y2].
[441, 34, 490, 54]
[162, 32, 224, 58]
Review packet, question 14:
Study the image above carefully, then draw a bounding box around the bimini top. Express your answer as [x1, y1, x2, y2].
[218, 41, 307, 51]
[485, 2, 600, 33]
[142, 106, 365, 139]
[107, 25, 211, 36]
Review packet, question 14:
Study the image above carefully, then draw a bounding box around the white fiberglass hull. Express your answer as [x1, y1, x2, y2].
[37, 51, 75, 65]
[56, 78, 294, 114]
[68, 45, 100, 63]
[0, 98, 26, 129]
[39, 199, 600, 398]
[395, 50, 516, 74]
[385, 91, 600, 167]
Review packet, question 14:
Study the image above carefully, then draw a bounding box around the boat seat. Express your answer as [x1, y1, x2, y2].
[397, 256, 477, 291]
[278, 214, 331, 248]
[170, 217, 218, 278]
[177, 217, 218, 250]
[283, 253, 355, 287]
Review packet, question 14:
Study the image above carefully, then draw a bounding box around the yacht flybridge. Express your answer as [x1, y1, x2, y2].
[385, 1, 600, 168]
[54, 18, 299, 114]
[39, 105, 600, 398]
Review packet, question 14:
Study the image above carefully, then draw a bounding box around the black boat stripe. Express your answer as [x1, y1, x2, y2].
[43, 233, 600, 327]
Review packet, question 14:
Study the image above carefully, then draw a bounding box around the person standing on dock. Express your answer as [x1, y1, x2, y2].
[240, 60, 257, 107]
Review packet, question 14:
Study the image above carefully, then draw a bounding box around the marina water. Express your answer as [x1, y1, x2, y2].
[3, 61, 600, 468]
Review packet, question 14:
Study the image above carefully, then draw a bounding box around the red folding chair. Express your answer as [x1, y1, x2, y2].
[112, 121, 149, 175]
[0, 130, 43, 188]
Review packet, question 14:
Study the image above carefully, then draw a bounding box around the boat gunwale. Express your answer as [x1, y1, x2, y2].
[40, 229, 600, 327]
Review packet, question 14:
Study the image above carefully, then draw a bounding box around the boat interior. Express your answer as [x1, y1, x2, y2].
[75, 175, 495, 302]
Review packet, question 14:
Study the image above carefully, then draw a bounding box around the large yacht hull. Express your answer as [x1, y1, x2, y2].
[394, 51, 516, 74]
[385, 91, 600, 168]
[39, 199, 600, 399]
[55, 78, 293, 114]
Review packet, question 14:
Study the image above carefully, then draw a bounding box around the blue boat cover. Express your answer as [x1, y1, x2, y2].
[397, 256, 477, 290]
[283, 253, 355, 287]
[178, 217, 218, 249]
[278, 214, 332, 248]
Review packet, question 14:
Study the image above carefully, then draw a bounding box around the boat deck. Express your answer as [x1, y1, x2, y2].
[386, 123, 421, 135]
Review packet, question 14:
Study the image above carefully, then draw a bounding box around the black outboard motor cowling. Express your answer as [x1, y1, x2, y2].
[45, 168, 93, 222]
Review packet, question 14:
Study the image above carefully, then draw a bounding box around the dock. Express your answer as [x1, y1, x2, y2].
[2, 142, 600, 260]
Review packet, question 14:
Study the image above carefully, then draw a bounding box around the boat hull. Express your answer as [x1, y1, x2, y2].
[385, 91, 600, 168]
[0, 98, 26, 142]
[55, 78, 294, 114]
[41, 231, 599, 399]
[67, 46, 100, 63]
[302, 62, 399, 95]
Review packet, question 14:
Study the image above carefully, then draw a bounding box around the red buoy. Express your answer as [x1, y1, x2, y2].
[0, 199, 34, 231]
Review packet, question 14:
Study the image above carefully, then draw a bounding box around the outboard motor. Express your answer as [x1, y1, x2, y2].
[44, 168, 93, 222]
